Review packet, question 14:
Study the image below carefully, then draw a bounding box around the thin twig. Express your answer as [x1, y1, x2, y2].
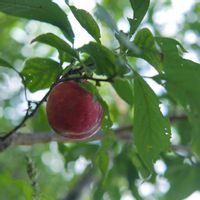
[59, 74, 116, 83]
[0, 69, 64, 141]
[0, 73, 116, 143]
[0, 88, 52, 140]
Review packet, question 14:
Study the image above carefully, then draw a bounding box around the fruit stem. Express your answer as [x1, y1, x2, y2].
[59, 74, 116, 83]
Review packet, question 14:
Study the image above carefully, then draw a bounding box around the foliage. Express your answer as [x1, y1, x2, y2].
[0, 0, 200, 199]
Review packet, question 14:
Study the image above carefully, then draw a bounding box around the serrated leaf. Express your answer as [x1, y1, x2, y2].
[32, 33, 78, 59]
[94, 4, 118, 31]
[112, 78, 134, 105]
[155, 37, 200, 157]
[134, 74, 171, 170]
[128, 28, 163, 73]
[161, 59, 200, 112]
[80, 42, 116, 76]
[0, 0, 74, 42]
[22, 58, 62, 92]
[69, 5, 101, 42]
[156, 37, 187, 59]
[128, 0, 150, 35]
[94, 4, 141, 55]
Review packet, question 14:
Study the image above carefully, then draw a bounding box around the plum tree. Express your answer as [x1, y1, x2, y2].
[46, 81, 103, 140]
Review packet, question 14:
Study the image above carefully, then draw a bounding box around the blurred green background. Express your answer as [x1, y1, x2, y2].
[0, 0, 200, 199]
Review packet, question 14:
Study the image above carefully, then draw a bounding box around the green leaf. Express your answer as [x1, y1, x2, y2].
[161, 59, 200, 113]
[0, 58, 13, 68]
[59, 143, 98, 163]
[69, 5, 101, 42]
[94, 4, 141, 56]
[22, 58, 62, 92]
[32, 33, 78, 59]
[115, 32, 141, 55]
[93, 183, 104, 200]
[129, 150, 151, 179]
[134, 74, 171, 170]
[100, 99, 113, 131]
[29, 106, 51, 132]
[175, 120, 192, 145]
[128, 28, 163, 73]
[80, 42, 116, 76]
[155, 37, 200, 157]
[0, 172, 32, 200]
[79, 81, 112, 130]
[94, 4, 118, 31]
[96, 149, 109, 175]
[0, 0, 74, 42]
[112, 78, 134, 105]
[58, 51, 75, 63]
[165, 158, 200, 200]
[156, 37, 187, 59]
[128, 0, 150, 35]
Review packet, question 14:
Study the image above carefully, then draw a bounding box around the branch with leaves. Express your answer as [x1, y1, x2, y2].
[0, 71, 116, 148]
[0, 0, 200, 199]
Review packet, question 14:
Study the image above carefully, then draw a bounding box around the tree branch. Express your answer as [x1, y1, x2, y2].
[0, 74, 116, 142]
[0, 114, 188, 152]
